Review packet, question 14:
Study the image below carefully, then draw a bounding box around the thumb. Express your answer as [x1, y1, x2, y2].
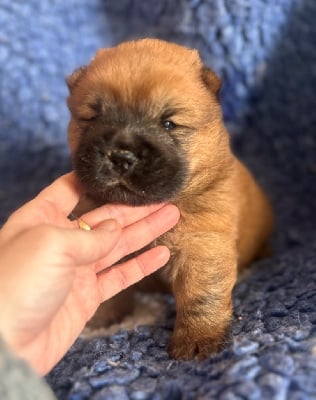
[61, 219, 122, 266]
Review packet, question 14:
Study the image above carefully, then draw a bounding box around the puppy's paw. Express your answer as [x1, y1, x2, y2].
[168, 327, 228, 360]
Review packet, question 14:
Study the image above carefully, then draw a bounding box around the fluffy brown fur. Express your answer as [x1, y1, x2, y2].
[66, 39, 274, 360]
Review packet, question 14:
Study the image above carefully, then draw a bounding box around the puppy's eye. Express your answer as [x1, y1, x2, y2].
[162, 120, 176, 131]
[78, 101, 101, 122]
[78, 114, 97, 122]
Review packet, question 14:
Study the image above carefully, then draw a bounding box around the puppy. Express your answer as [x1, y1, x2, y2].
[66, 39, 274, 360]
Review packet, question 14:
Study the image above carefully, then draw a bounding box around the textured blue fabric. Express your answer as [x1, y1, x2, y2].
[1, 0, 316, 399]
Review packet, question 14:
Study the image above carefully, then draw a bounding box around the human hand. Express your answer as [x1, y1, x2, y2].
[0, 173, 180, 375]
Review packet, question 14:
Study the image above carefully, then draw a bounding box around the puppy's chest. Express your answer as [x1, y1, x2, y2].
[154, 208, 237, 280]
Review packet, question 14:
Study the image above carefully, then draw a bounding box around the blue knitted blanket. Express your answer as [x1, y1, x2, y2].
[1, 1, 316, 399]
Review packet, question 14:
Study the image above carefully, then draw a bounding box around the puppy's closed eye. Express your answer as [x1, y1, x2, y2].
[77, 101, 102, 122]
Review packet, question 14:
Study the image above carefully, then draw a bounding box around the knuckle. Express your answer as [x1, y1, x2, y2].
[115, 267, 129, 290]
[134, 256, 147, 278]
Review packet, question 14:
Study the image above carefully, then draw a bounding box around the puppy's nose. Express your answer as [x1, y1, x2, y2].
[107, 149, 137, 174]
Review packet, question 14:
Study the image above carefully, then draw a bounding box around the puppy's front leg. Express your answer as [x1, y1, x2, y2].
[168, 233, 237, 360]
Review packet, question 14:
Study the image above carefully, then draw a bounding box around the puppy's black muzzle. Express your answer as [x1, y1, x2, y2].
[73, 128, 188, 206]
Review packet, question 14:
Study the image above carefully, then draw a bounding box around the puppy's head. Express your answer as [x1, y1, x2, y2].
[67, 39, 223, 206]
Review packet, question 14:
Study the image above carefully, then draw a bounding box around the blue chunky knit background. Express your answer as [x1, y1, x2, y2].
[1, 1, 316, 399]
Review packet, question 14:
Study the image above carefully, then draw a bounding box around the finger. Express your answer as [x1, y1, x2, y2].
[97, 246, 170, 301]
[36, 172, 83, 216]
[60, 219, 122, 266]
[94, 204, 180, 273]
[81, 202, 166, 229]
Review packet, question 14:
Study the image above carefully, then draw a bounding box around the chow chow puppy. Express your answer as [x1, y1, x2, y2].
[66, 39, 274, 360]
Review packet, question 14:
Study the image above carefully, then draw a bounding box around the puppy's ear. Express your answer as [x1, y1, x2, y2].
[201, 66, 221, 99]
[66, 66, 87, 91]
